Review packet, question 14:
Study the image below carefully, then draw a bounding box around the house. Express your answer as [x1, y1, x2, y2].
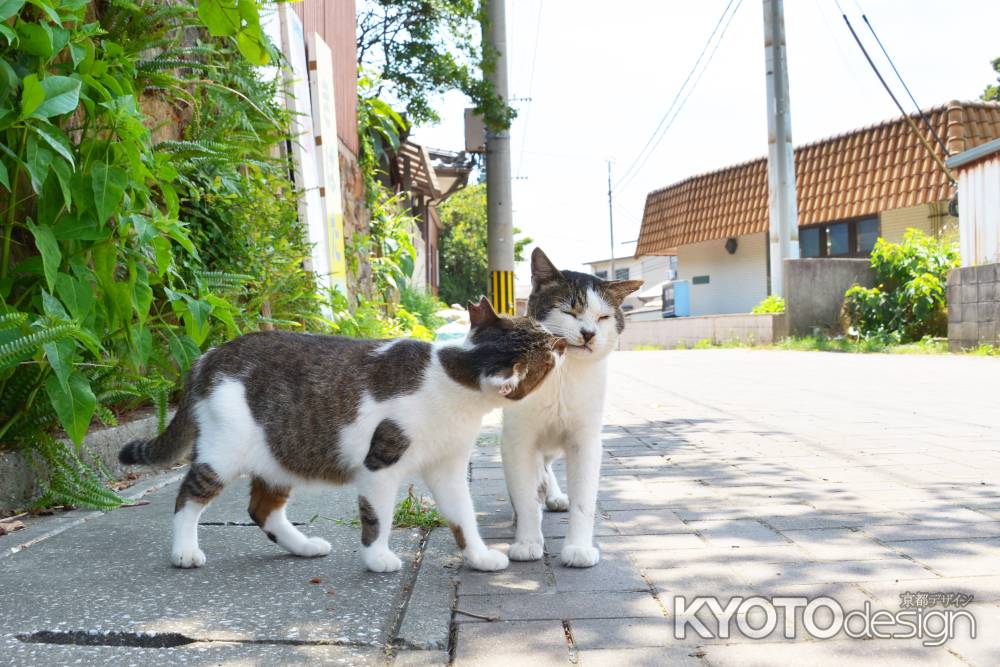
[392, 142, 472, 294]
[636, 101, 1000, 316]
[585, 255, 677, 311]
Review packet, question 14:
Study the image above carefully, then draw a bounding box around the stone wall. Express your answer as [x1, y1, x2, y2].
[618, 313, 788, 350]
[948, 264, 1000, 351]
[783, 258, 875, 335]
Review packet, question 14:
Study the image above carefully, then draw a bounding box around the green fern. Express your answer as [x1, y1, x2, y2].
[0, 324, 76, 369]
[0, 312, 28, 330]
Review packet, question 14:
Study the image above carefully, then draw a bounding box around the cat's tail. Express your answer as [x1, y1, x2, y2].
[119, 387, 197, 466]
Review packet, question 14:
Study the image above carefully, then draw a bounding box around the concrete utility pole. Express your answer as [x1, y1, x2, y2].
[762, 0, 800, 298]
[484, 0, 515, 315]
[607, 161, 616, 280]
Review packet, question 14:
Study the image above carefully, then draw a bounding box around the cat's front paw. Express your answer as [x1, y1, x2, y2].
[171, 547, 206, 569]
[293, 537, 332, 558]
[545, 493, 570, 512]
[465, 548, 509, 571]
[363, 549, 402, 573]
[508, 541, 544, 561]
[560, 544, 600, 568]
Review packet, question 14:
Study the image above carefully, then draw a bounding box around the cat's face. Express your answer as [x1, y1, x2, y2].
[466, 297, 566, 400]
[527, 248, 643, 359]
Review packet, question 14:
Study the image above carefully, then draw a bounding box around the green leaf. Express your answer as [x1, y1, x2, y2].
[24, 132, 52, 193]
[0, 0, 26, 22]
[91, 162, 126, 223]
[204, 293, 240, 336]
[151, 235, 172, 277]
[198, 0, 240, 37]
[166, 331, 200, 374]
[45, 371, 96, 446]
[31, 122, 74, 167]
[0, 23, 16, 46]
[34, 76, 81, 118]
[0, 160, 8, 191]
[182, 297, 212, 345]
[55, 272, 94, 322]
[15, 20, 53, 58]
[26, 0, 60, 26]
[20, 73, 44, 118]
[128, 261, 152, 325]
[26, 219, 61, 291]
[43, 336, 74, 392]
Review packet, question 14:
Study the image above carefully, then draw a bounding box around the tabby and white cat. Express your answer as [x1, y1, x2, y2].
[120, 298, 564, 572]
[503, 249, 642, 567]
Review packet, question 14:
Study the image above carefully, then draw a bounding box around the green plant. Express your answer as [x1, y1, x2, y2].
[692, 338, 714, 349]
[752, 295, 785, 314]
[392, 484, 445, 529]
[843, 230, 958, 343]
[400, 286, 447, 330]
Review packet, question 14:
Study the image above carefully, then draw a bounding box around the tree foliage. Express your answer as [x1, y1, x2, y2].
[437, 183, 530, 305]
[356, 0, 514, 129]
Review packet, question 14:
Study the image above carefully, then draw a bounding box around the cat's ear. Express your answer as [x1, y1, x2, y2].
[601, 280, 644, 306]
[530, 248, 561, 289]
[467, 296, 499, 328]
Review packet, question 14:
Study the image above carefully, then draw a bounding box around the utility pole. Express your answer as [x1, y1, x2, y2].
[607, 161, 616, 280]
[762, 0, 799, 298]
[484, 0, 515, 315]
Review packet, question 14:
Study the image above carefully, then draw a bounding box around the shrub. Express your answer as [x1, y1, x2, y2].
[752, 295, 785, 314]
[842, 230, 958, 343]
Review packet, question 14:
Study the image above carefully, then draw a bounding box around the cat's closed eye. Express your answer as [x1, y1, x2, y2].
[598, 315, 611, 321]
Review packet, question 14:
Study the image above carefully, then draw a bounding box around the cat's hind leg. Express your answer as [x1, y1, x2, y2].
[248, 478, 331, 558]
[172, 462, 225, 568]
[543, 457, 570, 512]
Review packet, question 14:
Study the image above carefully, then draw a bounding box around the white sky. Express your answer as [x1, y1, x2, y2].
[410, 0, 1000, 279]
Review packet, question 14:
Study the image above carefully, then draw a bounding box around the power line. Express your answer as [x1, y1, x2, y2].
[515, 0, 544, 178]
[612, 0, 743, 195]
[852, 3, 948, 154]
[836, 6, 955, 183]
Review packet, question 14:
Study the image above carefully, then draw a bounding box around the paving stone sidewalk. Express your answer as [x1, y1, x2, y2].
[1, 349, 999, 666]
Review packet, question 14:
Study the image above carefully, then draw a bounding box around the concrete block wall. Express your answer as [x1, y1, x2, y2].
[947, 263, 1000, 351]
[619, 313, 787, 350]
[784, 258, 875, 335]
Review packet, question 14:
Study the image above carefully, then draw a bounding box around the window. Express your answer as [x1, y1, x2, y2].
[614, 268, 630, 280]
[595, 270, 608, 280]
[800, 227, 821, 258]
[857, 218, 879, 254]
[798, 217, 880, 258]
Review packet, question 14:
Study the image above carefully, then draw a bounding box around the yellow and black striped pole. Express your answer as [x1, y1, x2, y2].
[490, 270, 516, 316]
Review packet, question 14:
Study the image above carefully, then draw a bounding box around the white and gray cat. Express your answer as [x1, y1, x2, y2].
[120, 298, 564, 572]
[503, 249, 642, 567]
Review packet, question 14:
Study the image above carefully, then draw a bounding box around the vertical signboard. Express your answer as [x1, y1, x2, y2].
[275, 5, 331, 286]
[308, 33, 348, 293]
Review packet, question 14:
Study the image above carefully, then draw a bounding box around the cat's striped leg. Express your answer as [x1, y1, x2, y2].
[248, 478, 330, 558]
[355, 470, 403, 572]
[424, 452, 509, 571]
[172, 462, 225, 568]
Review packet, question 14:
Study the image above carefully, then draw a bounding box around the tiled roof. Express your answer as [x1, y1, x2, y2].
[636, 101, 1000, 254]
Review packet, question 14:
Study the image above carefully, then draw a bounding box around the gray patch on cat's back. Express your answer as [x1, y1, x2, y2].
[369, 339, 432, 401]
[364, 419, 411, 470]
[358, 496, 378, 546]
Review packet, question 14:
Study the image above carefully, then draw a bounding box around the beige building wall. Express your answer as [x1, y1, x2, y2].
[879, 202, 958, 243]
[676, 232, 769, 316]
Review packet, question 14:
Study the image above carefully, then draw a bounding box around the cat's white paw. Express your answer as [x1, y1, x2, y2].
[545, 493, 570, 512]
[465, 548, 509, 571]
[508, 541, 544, 561]
[292, 537, 332, 558]
[560, 544, 600, 568]
[171, 547, 206, 569]
[363, 549, 402, 573]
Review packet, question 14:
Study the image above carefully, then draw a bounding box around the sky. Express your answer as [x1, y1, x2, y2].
[410, 0, 1000, 280]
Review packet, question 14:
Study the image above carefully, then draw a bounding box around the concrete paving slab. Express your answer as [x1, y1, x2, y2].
[452, 621, 569, 666]
[395, 529, 459, 651]
[453, 591, 663, 623]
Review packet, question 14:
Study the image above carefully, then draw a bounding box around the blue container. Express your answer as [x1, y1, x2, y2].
[662, 280, 691, 318]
